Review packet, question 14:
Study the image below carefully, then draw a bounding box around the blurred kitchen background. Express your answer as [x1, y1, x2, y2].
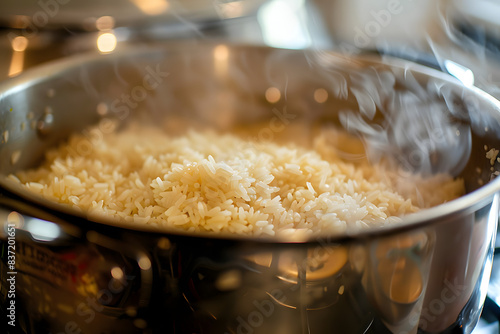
[0, 0, 500, 94]
[1, 0, 500, 332]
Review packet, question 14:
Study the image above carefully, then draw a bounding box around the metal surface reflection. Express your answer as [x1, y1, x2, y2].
[257, 0, 311, 49]
[444, 59, 475, 87]
[213, 44, 229, 77]
[130, 0, 169, 16]
[97, 32, 118, 53]
[8, 36, 28, 77]
[24, 218, 61, 242]
[363, 231, 432, 333]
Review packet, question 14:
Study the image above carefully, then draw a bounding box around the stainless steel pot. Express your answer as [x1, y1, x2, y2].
[1, 42, 500, 334]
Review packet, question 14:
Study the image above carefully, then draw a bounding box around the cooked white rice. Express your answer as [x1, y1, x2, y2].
[10, 123, 465, 237]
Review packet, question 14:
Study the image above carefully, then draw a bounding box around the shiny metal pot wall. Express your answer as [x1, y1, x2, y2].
[0, 42, 500, 334]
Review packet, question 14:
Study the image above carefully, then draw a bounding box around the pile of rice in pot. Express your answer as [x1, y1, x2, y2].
[10, 124, 464, 237]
